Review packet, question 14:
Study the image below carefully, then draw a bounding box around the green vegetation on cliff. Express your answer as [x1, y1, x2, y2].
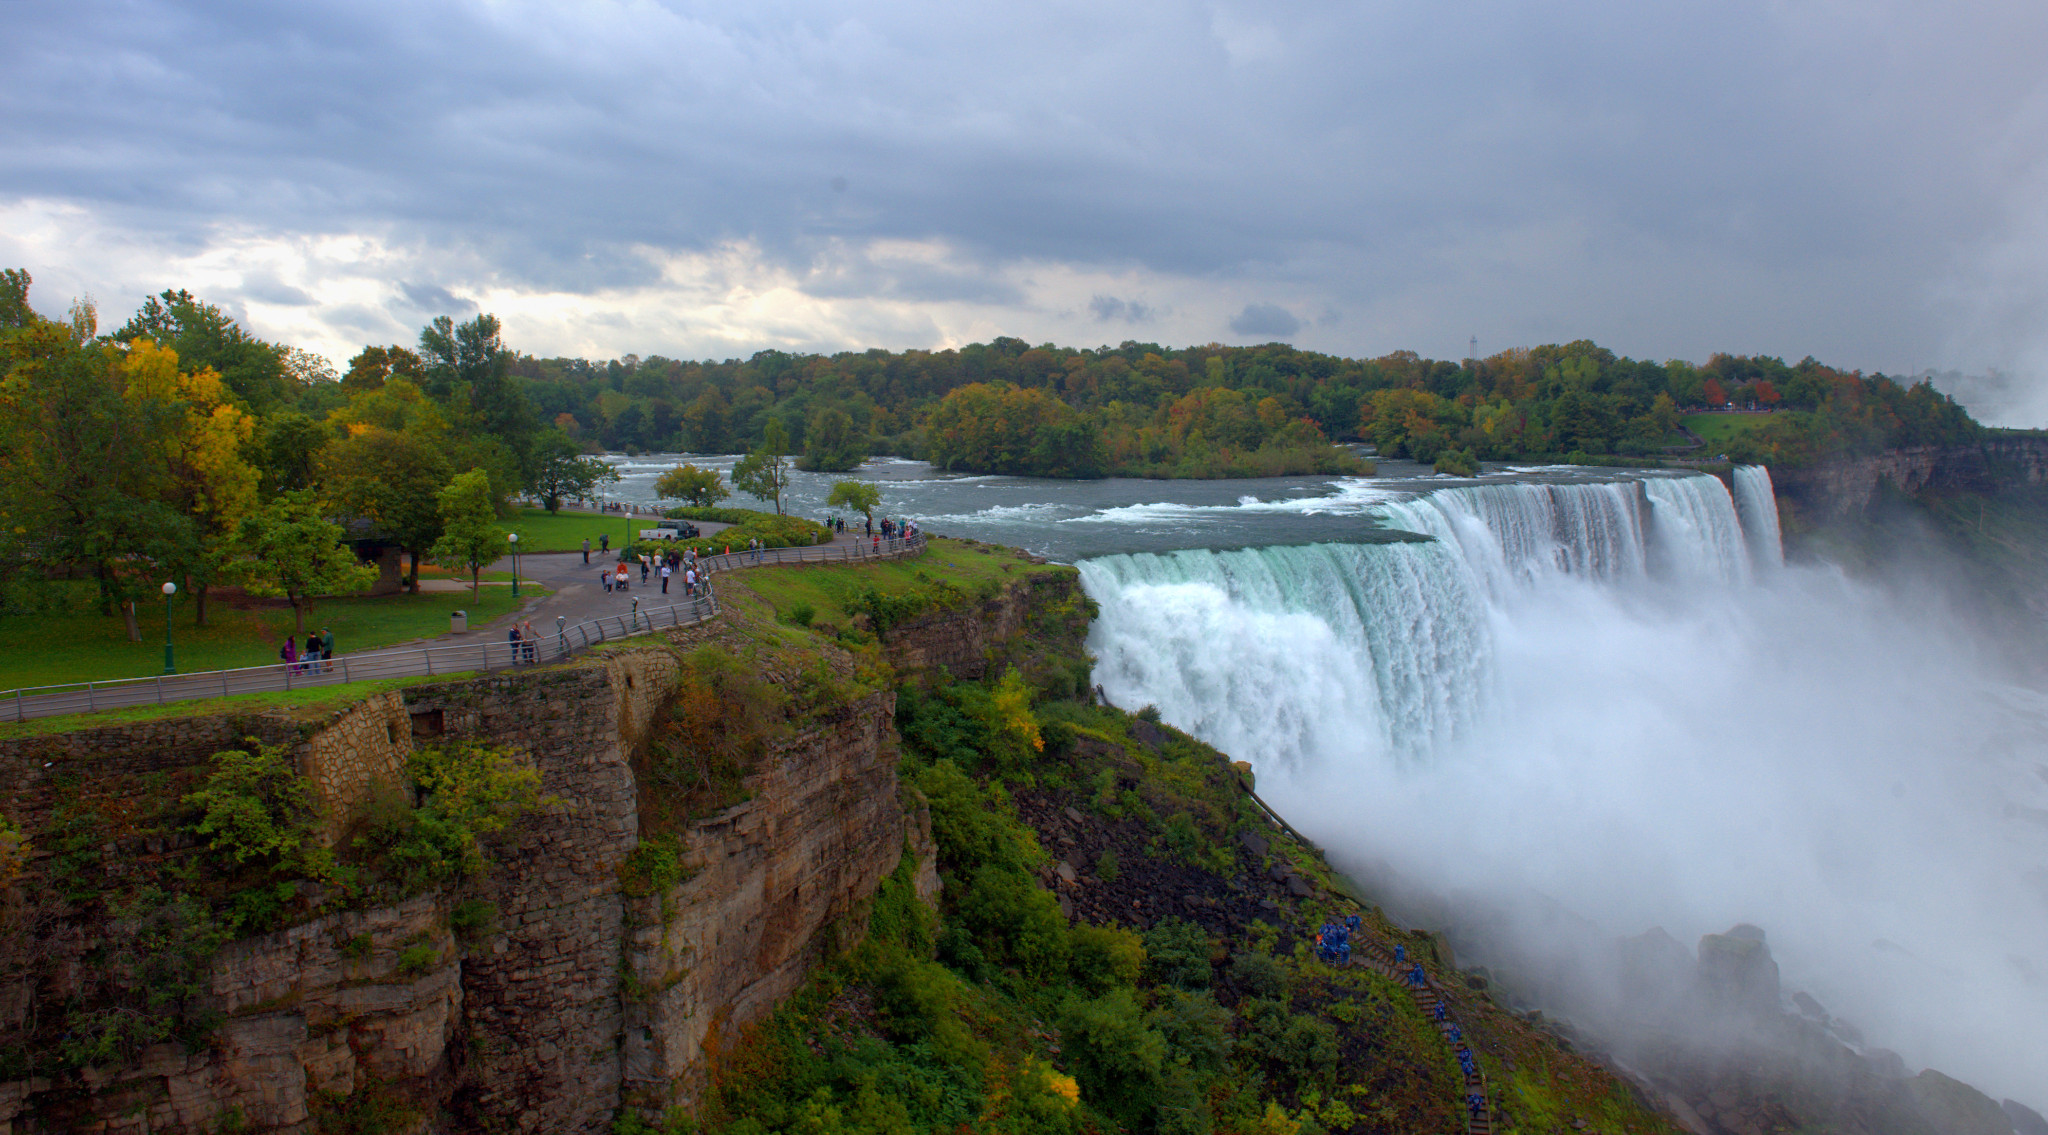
[623, 548, 1677, 1135]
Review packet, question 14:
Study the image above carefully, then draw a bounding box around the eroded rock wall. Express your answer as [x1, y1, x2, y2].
[1771, 434, 2048, 523]
[618, 689, 924, 1109]
[0, 570, 1057, 1132]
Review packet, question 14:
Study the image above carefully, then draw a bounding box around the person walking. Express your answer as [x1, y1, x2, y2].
[320, 627, 335, 672]
[280, 635, 298, 673]
[582, 537, 591, 564]
[685, 566, 697, 597]
[659, 562, 671, 594]
[522, 620, 538, 663]
[508, 623, 523, 665]
[599, 532, 609, 554]
[602, 568, 613, 594]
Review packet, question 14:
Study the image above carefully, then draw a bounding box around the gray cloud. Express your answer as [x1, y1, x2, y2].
[239, 274, 313, 306]
[2, 1, 2046, 392]
[398, 282, 476, 316]
[1229, 303, 1300, 340]
[1090, 294, 1151, 323]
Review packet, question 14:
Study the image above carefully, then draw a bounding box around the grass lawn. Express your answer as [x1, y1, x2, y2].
[501, 507, 649, 553]
[721, 536, 1067, 628]
[1683, 412, 1775, 449]
[0, 582, 542, 690]
[0, 674, 474, 740]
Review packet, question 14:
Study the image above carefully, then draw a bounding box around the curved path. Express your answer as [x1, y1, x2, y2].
[1352, 940, 1496, 1134]
[3, 535, 927, 722]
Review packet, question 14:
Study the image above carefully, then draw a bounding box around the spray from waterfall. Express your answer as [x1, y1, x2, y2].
[1080, 469, 2048, 1110]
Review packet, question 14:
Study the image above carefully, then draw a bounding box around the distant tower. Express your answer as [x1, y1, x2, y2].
[1469, 335, 1479, 364]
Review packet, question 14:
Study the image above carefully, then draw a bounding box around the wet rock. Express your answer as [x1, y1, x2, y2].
[1054, 860, 1078, 885]
[2004, 1098, 2048, 1135]
[1907, 1069, 2013, 1135]
[1863, 1048, 1908, 1079]
[1697, 929, 1780, 1016]
[1617, 926, 1692, 1006]
[1062, 806, 1085, 825]
[1238, 831, 1268, 858]
[1790, 991, 1827, 1020]
[1129, 719, 1167, 749]
[1267, 864, 1291, 882]
[1285, 875, 1313, 898]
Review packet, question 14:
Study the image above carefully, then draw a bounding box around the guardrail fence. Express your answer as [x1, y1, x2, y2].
[5, 534, 925, 723]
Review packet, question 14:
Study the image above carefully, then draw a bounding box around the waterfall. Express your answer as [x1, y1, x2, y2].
[1079, 540, 1487, 769]
[1077, 467, 2048, 1105]
[1376, 480, 1649, 597]
[1732, 465, 1785, 568]
[1080, 473, 1753, 772]
[1642, 475, 1752, 585]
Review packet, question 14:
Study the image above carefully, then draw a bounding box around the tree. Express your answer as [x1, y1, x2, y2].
[730, 419, 793, 514]
[826, 479, 882, 529]
[419, 313, 533, 455]
[317, 427, 454, 592]
[256, 411, 330, 497]
[112, 289, 292, 413]
[342, 344, 424, 392]
[119, 337, 262, 626]
[1703, 377, 1728, 408]
[0, 293, 197, 619]
[429, 469, 504, 599]
[798, 406, 866, 472]
[654, 463, 730, 507]
[526, 430, 618, 512]
[231, 490, 377, 635]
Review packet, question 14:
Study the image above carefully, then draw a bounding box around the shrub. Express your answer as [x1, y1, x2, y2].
[340, 932, 373, 961]
[1433, 447, 1479, 476]
[1145, 989, 1233, 1076]
[786, 600, 815, 627]
[1230, 951, 1292, 1000]
[395, 942, 438, 977]
[450, 899, 498, 941]
[1068, 923, 1145, 994]
[1094, 849, 1119, 882]
[955, 868, 1070, 979]
[1144, 918, 1214, 992]
[185, 741, 329, 879]
[353, 743, 544, 897]
[1056, 989, 1166, 1124]
[620, 834, 693, 897]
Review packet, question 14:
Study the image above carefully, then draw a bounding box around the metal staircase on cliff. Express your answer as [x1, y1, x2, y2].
[1351, 940, 1497, 1134]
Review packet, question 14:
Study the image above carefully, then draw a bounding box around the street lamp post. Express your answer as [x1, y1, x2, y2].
[508, 532, 520, 597]
[161, 581, 178, 675]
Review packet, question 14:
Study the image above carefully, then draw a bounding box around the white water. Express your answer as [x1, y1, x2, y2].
[1081, 471, 2048, 1107]
[1733, 464, 1786, 569]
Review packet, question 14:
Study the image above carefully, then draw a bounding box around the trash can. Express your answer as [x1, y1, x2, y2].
[450, 610, 467, 632]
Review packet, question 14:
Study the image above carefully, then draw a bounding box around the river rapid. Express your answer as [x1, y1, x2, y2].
[603, 453, 2048, 1107]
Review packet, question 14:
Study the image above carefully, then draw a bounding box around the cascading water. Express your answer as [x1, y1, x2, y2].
[1084, 473, 1749, 772]
[1732, 464, 1785, 568]
[1080, 540, 1486, 767]
[1079, 469, 2048, 1106]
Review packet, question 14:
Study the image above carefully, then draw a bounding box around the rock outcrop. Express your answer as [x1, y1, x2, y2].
[1771, 434, 2048, 524]
[0, 570, 1075, 1133]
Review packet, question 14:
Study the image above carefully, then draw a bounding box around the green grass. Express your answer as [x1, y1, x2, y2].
[501, 507, 650, 553]
[0, 675, 468, 740]
[0, 582, 543, 690]
[1682, 412, 1773, 449]
[720, 537, 1066, 629]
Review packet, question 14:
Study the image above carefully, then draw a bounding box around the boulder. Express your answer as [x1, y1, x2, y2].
[2004, 1098, 2048, 1135]
[1697, 930, 1780, 1016]
[1906, 1069, 2013, 1135]
[1617, 926, 1693, 1004]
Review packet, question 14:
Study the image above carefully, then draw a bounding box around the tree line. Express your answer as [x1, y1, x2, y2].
[1, 264, 1992, 628]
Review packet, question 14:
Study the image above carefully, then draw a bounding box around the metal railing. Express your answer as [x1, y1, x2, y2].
[3, 533, 926, 723]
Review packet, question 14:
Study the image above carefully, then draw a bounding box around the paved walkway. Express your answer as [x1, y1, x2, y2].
[4, 532, 926, 722]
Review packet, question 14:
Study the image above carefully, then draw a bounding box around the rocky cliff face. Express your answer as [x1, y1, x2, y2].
[0, 574, 1051, 1133]
[1770, 434, 2048, 524]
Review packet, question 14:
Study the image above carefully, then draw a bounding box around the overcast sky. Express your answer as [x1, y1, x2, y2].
[6, 1, 2048, 420]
